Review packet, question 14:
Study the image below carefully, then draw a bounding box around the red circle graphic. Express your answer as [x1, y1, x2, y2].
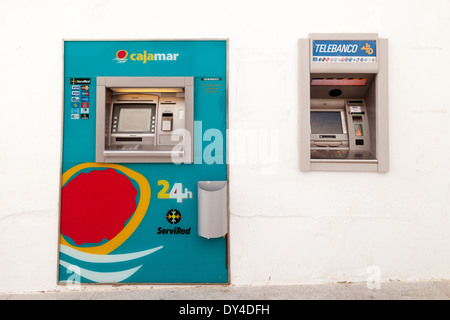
[60, 168, 137, 245]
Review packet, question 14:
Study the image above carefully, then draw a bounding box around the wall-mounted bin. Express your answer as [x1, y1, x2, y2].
[198, 181, 228, 239]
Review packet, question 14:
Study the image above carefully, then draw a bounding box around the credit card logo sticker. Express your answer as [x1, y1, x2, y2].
[70, 78, 91, 84]
[81, 108, 89, 114]
[81, 97, 89, 102]
[71, 97, 79, 102]
[71, 114, 80, 119]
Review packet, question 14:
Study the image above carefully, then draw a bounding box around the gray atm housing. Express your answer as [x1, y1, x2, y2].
[96, 77, 194, 163]
[299, 33, 389, 172]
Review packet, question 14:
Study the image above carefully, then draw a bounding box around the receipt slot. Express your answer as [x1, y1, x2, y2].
[299, 33, 389, 172]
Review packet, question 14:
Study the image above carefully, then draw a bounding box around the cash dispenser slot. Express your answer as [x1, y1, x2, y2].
[115, 137, 143, 142]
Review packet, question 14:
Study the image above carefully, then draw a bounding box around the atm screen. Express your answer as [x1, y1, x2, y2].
[311, 111, 344, 134]
[115, 105, 154, 132]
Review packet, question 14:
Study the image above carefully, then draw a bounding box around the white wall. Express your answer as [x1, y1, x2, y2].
[0, 0, 449, 292]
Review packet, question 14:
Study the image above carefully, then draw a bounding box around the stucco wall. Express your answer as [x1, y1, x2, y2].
[0, 0, 449, 292]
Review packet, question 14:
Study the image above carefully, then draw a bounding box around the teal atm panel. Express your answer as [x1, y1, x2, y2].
[59, 40, 228, 284]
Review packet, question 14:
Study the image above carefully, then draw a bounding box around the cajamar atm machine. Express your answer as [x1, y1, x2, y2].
[59, 40, 228, 284]
[299, 33, 389, 172]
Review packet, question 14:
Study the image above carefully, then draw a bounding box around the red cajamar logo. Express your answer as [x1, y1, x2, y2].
[114, 50, 128, 63]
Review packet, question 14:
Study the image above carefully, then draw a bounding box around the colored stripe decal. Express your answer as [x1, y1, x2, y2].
[60, 244, 163, 263]
[60, 260, 142, 283]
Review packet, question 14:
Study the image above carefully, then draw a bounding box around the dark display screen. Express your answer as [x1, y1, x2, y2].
[112, 103, 156, 133]
[310, 111, 343, 134]
[118, 108, 152, 132]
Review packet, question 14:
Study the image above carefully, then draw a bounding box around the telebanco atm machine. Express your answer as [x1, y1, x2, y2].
[299, 33, 389, 172]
